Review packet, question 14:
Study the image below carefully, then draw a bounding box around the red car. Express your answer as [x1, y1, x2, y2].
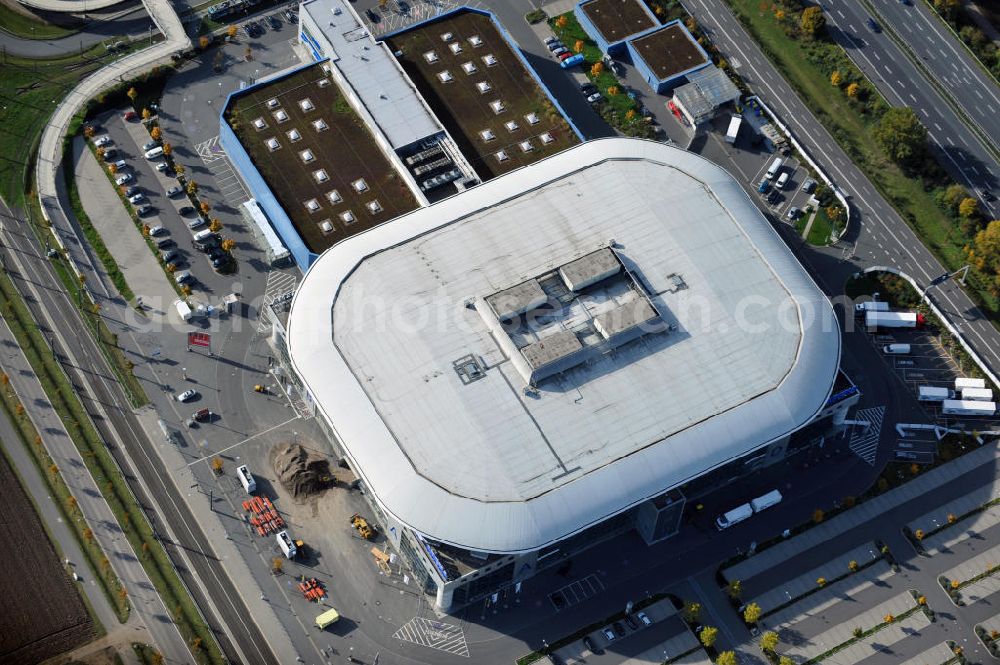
[123, 110, 137, 121]
[557, 51, 573, 61]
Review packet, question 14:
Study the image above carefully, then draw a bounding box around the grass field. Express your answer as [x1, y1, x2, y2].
[724, 0, 998, 316]
[0, 2, 79, 40]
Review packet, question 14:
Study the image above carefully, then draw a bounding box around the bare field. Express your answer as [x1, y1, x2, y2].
[0, 450, 95, 664]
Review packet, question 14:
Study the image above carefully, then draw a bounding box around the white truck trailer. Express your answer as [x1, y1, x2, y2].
[941, 400, 996, 416]
[725, 115, 742, 144]
[864, 311, 926, 329]
[276, 530, 298, 558]
[955, 377, 987, 391]
[918, 386, 953, 402]
[961, 387, 994, 402]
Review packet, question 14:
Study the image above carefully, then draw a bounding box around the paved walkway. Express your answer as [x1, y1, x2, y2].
[723, 442, 1000, 583]
[754, 556, 892, 620]
[0, 317, 190, 664]
[19, 0, 125, 11]
[898, 641, 958, 665]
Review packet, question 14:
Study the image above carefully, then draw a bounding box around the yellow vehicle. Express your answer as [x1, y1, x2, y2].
[350, 513, 375, 540]
[315, 607, 340, 629]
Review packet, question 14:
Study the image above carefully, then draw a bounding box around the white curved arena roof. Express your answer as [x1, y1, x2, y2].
[287, 138, 840, 554]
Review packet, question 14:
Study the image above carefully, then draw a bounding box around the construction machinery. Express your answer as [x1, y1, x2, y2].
[298, 577, 326, 601]
[370, 546, 391, 574]
[350, 513, 376, 540]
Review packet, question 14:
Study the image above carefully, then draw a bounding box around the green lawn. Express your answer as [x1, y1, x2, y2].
[806, 207, 833, 246]
[0, 2, 79, 40]
[725, 0, 998, 315]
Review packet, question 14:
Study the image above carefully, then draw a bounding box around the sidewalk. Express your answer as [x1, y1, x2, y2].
[723, 442, 1000, 583]
[0, 317, 191, 665]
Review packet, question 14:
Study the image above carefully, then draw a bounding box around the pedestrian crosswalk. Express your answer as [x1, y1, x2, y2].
[195, 135, 225, 163]
[194, 135, 251, 204]
[849, 406, 886, 465]
[393, 617, 470, 657]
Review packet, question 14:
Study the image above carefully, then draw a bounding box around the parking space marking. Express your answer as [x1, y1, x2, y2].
[848, 406, 885, 465]
[393, 617, 470, 657]
[548, 573, 605, 611]
[194, 135, 251, 205]
[195, 135, 225, 163]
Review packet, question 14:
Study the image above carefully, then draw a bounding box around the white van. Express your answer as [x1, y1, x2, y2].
[144, 146, 164, 159]
[236, 465, 256, 494]
[715, 503, 753, 530]
[775, 171, 790, 189]
[765, 157, 783, 179]
[175, 300, 192, 321]
[750, 489, 782, 513]
[193, 228, 215, 242]
[883, 344, 911, 354]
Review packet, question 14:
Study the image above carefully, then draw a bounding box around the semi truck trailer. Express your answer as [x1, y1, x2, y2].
[941, 400, 996, 416]
[864, 311, 926, 329]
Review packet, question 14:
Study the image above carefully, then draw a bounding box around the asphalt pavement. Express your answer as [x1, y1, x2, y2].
[822, 0, 1000, 216]
[0, 2, 156, 57]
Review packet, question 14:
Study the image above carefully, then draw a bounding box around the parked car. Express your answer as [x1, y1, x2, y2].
[102, 147, 117, 160]
[115, 173, 133, 186]
[174, 270, 193, 284]
[543, 36, 557, 46]
[602, 628, 615, 642]
[94, 135, 111, 147]
[582, 635, 595, 652]
[125, 185, 141, 197]
[155, 161, 169, 172]
[612, 622, 626, 637]
[624, 614, 639, 630]
[128, 193, 145, 204]
[149, 224, 167, 236]
[586, 92, 603, 104]
[580, 81, 597, 95]
[136, 204, 153, 216]
[284, 9, 297, 22]
[166, 185, 183, 197]
[787, 206, 801, 220]
[267, 14, 281, 29]
[175, 389, 198, 402]
[123, 110, 137, 121]
[557, 51, 573, 61]
[767, 189, 781, 204]
[111, 159, 128, 171]
[155, 237, 174, 249]
[142, 140, 159, 151]
[637, 612, 652, 626]
[546, 41, 564, 53]
[162, 249, 179, 263]
[552, 47, 568, 57]
[364, 7, 380, 22]
[179, 205, 195, 216]
[187, 216, 207, 229]
[801, 178, 817, 193]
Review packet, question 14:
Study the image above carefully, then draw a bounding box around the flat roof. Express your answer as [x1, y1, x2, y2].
[580, 0, 657, 44]
[224, 62, 420, 254]
[287, 138, 840, 553]
[300, 0, 443, 150]
[386, 10, 579, 180]
[630, 22, 709, 83]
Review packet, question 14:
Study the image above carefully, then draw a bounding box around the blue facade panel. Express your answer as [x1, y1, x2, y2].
[382, 7, 584, 142]
[219, 61, 326, 269]
[626, 20, 711, 94]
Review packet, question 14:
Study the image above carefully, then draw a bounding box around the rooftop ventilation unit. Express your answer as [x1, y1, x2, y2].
[299, 98, 315, 112]
[476, 81, 492, 94]
[317, 79, 330, 88]
[273, 109, 289, 123]
[519, 140, 533, 153]
[304, 198, 320, 212]
[366, 200, 382, 214]
[265, 137, 280, 151]
[424, 50, 439, 63]
[253, 117, 267, 130]
[352, 178, 369, 192]
[525, 112, 540, 125]
[482, 53, 498, 66]
[340, 210, 355, 224]
[312, 119, 329, 132]
[461, 61, 477, 74]
[449, 42, 463, 54]
[505, 120, 519, 132]
[266, 98, 279, 109]
[480, 129, 495, 142]
[299, 149, 315, 163]
[313, 169, 329, 183]
[489, 100, 505, 114]
[539, 132, 554, 145]
[327, 190, 342, 204]
[441, 32, 453, 41]
[469, 35, 483, 47]
[287, 128, 302, 142]
[495, 150, 509, 162]
[437, 70, 454, 83]
[319, 219, 334, 233]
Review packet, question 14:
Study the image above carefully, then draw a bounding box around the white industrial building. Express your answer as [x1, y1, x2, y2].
[281, 138, 856, 610]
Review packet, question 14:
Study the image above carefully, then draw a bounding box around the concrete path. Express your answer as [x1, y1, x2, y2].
[898, 642, 959, 665]
[0, 317, 191, 664]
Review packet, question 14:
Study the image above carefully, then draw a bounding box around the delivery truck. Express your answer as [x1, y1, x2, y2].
[918, 386, 953, 402]
[855, 300, 890, 314]
[864, 311, 926, 329]
[961, 387, 994, 402]
[276, 530, 298, 558]
[955, 377, 987, 392]
[941, 400, 996, 417]
[726, 115, 742, 144]
[750, 489, 782, 512]
[883, 344, 911, 354]
[715, 503, 753, 530]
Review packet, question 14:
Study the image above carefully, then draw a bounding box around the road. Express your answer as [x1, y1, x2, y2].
[0, 2, 157, 57]
[822, 0, 1000, 216]
[678, 0, 1000, 380]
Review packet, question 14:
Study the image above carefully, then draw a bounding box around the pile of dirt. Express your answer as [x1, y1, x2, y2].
[272, 443, 332, 498]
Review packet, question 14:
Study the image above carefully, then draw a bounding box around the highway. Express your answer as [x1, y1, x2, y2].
[0, 193, 279, 665]
[678, 0, 1000, 375]
[822, 0, 1000, 216]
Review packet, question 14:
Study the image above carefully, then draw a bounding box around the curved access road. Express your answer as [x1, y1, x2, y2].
[0, 2, 155, 57]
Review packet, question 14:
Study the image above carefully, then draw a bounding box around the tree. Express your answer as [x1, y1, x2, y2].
[142, 108, 152, 121]
[119, 586, 128, 601]
[209, 218, 223, 233]
[127, 86, 138, 104]
[607, 86, 619, 96]
[816, 577, 827, 587]
[685, 16, 698, 33]
[591, 61, 604, 76]
[83, 527, 94, 543]
[227, 25, 238, 39]
[852, 626, 863, 638]
[186, 181, 198, 195]
[162, 142, 172, 156]
[970, 220, 1000, 277]
[800, 6, 826, 37]
[743, 602, 762, 624]
[200, 35, 210, 50]
[941, 183, 967, 210]
[66, 496, 77, 510]
[727, 579, 743, 599]
[884, 613, 895, 623]
[151, 652, 164, 665]
[760, 630, 779, 653]
[700, 626, 718, 648]
[272, 557, 284, 574]
[846, 82, 860, 98]
[625, 109, 637, 121]
[211, 457, 224, 474]
[181, 285, 193, 296]
[83, 125, 95, 138]
[379, 0, 388, 8]
[245, 45, 253, 61]
[555, 15, 568, 29]
[173, 163, 185, 176]
[683, 601, 702, 623]
[774, 8, 785, 21]
[848, 560, 859, 572]
[199, 200, 211, 215]
[221, 238, 236, 252]
[873, 107, 928, 168]
[574, 39, 584, 53]
[959, 197, 979, 218]
[150, 126, 162, 141]
[95, 147, 105, 161]
[812, 508, 824, 524]
[830, 70, 842, 86]
[779, 657, 794, 665]
[716, 651, 737, 665]
[108, 163, 118, 174]
[934, 0, 959, 20]
[914, 528, 924, 540]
